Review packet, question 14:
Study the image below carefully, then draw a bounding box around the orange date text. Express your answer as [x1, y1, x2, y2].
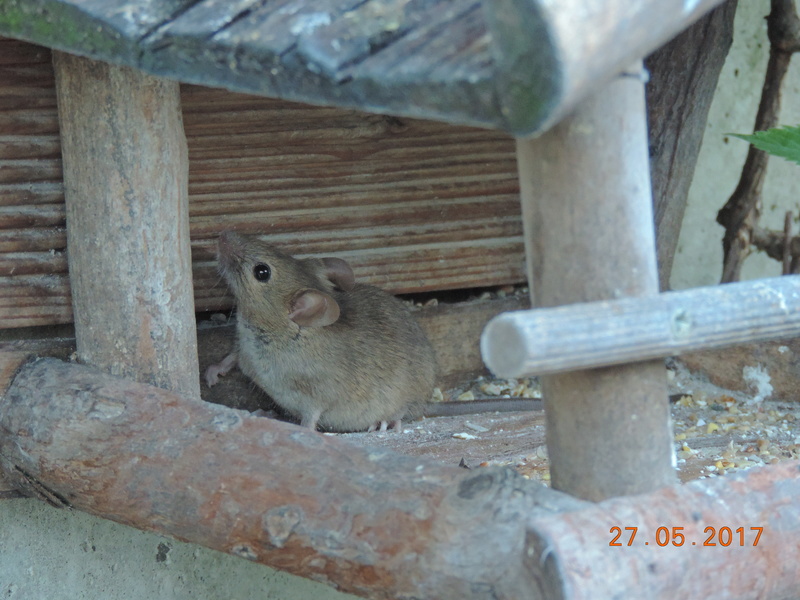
[609, 526, 763, 547]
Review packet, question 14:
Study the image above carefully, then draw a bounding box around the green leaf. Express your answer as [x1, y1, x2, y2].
[729, 125, 800, 165]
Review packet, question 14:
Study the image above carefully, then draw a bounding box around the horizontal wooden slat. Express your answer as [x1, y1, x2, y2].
[0, 38, 526, 329]
[482, 275, 800, 377]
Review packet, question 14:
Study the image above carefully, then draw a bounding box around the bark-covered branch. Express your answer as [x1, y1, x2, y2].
[717, 0, 800, 282]
[0, 357, 584, 600]
[1, 357, 798, 598]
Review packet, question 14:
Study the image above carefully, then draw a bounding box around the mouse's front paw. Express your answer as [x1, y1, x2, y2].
[204, 351, 238, 387]
[204, 365, 223, 387]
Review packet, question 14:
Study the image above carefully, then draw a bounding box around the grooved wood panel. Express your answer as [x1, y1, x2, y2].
[0, 38, 525, 328]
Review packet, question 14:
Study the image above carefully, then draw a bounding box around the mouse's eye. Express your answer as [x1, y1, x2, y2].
[252, 263, 271, 282]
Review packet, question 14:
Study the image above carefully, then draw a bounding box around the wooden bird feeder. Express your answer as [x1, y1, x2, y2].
[1, 1, 799, 598]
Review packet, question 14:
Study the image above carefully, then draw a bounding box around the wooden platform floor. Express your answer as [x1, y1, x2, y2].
[339, 366, 800, 486]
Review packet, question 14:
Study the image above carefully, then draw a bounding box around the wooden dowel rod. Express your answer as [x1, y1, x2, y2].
[482, 275, 800, 378]
[515, 64, 675, 501]
[53, 51, 199, 398]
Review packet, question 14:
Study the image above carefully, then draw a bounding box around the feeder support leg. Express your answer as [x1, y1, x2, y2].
[516, 63, 676, 500]
[53, 52, 199, 398]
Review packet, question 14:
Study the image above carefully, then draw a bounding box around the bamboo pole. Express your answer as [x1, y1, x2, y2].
[513, 64, 676, 501]
[52, 51, 199, 398]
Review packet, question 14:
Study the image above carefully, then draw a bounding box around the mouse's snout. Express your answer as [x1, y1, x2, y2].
[216, 231, 248, 274]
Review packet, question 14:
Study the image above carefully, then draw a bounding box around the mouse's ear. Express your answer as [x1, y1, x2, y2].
[320, 257, 355, 291]
[289, 289, 340, 327]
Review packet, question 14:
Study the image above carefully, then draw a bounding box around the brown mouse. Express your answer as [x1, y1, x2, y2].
[205, 231, 437, 433]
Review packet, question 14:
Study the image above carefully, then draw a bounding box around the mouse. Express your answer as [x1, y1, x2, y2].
[204, 231, 438, 433]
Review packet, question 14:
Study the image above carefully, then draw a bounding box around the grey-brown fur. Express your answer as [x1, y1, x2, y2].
[205, 231, 437, 433]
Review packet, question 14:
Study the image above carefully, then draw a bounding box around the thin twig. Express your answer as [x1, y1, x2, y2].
[782, 210, 793, 274]
[717, 0, 800, 282]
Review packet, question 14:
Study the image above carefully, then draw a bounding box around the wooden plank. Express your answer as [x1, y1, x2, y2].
[0, 241, 525, 328]
[0, 39, 527, 328]
[645, 1, 738, 289]
[483, 275, 800, 378]
[54, 51, 200, 398]
[0, 0, 728, 135]
[482, 0, 727, 133]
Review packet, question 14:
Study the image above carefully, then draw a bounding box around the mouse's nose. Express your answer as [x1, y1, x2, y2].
[217, 231, 247, 269]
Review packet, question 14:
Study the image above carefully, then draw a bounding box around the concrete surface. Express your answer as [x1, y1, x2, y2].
[672, 0, 800, 289]
[0, 499, 356, 600]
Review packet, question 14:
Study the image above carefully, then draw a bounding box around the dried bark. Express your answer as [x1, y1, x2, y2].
[527, 460, 800, 599]
[717, 0, 800, 282]
[645, 0, 738, 290]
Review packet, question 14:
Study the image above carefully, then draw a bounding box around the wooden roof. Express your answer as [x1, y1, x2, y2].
[0, 0, 724, 136]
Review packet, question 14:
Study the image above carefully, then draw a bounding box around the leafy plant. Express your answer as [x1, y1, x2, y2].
[730, 125, 800, 165]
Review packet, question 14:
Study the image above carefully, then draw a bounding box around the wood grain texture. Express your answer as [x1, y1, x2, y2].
[646, 0, 738, 290]
[0, 38, 525, 328]
[483, 275, 800, 378]
[526, 459, 800, 599]
[0, 0, 726, 134]
[54, 51, 200, 398]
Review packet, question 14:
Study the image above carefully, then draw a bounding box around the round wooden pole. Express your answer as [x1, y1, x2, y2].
[53, 52, 199, 398]
[515, 64, 676, 500]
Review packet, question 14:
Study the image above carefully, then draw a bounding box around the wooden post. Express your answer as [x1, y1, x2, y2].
[52, 52, 199, 398]
[515, 64, 676, 501]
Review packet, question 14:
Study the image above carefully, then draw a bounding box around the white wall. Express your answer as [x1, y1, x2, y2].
[671, 0, 800, 289]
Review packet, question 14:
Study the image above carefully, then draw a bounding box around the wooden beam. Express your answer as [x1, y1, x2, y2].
[0, 357, 585, 599]
[52, 51, 200, 398]
[1, 357, 797, 598]
[514, 65, 675, 501]
[482, 0, 726, 134]
[482, 275, 800, 377]
[645, 0, 738, 290]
